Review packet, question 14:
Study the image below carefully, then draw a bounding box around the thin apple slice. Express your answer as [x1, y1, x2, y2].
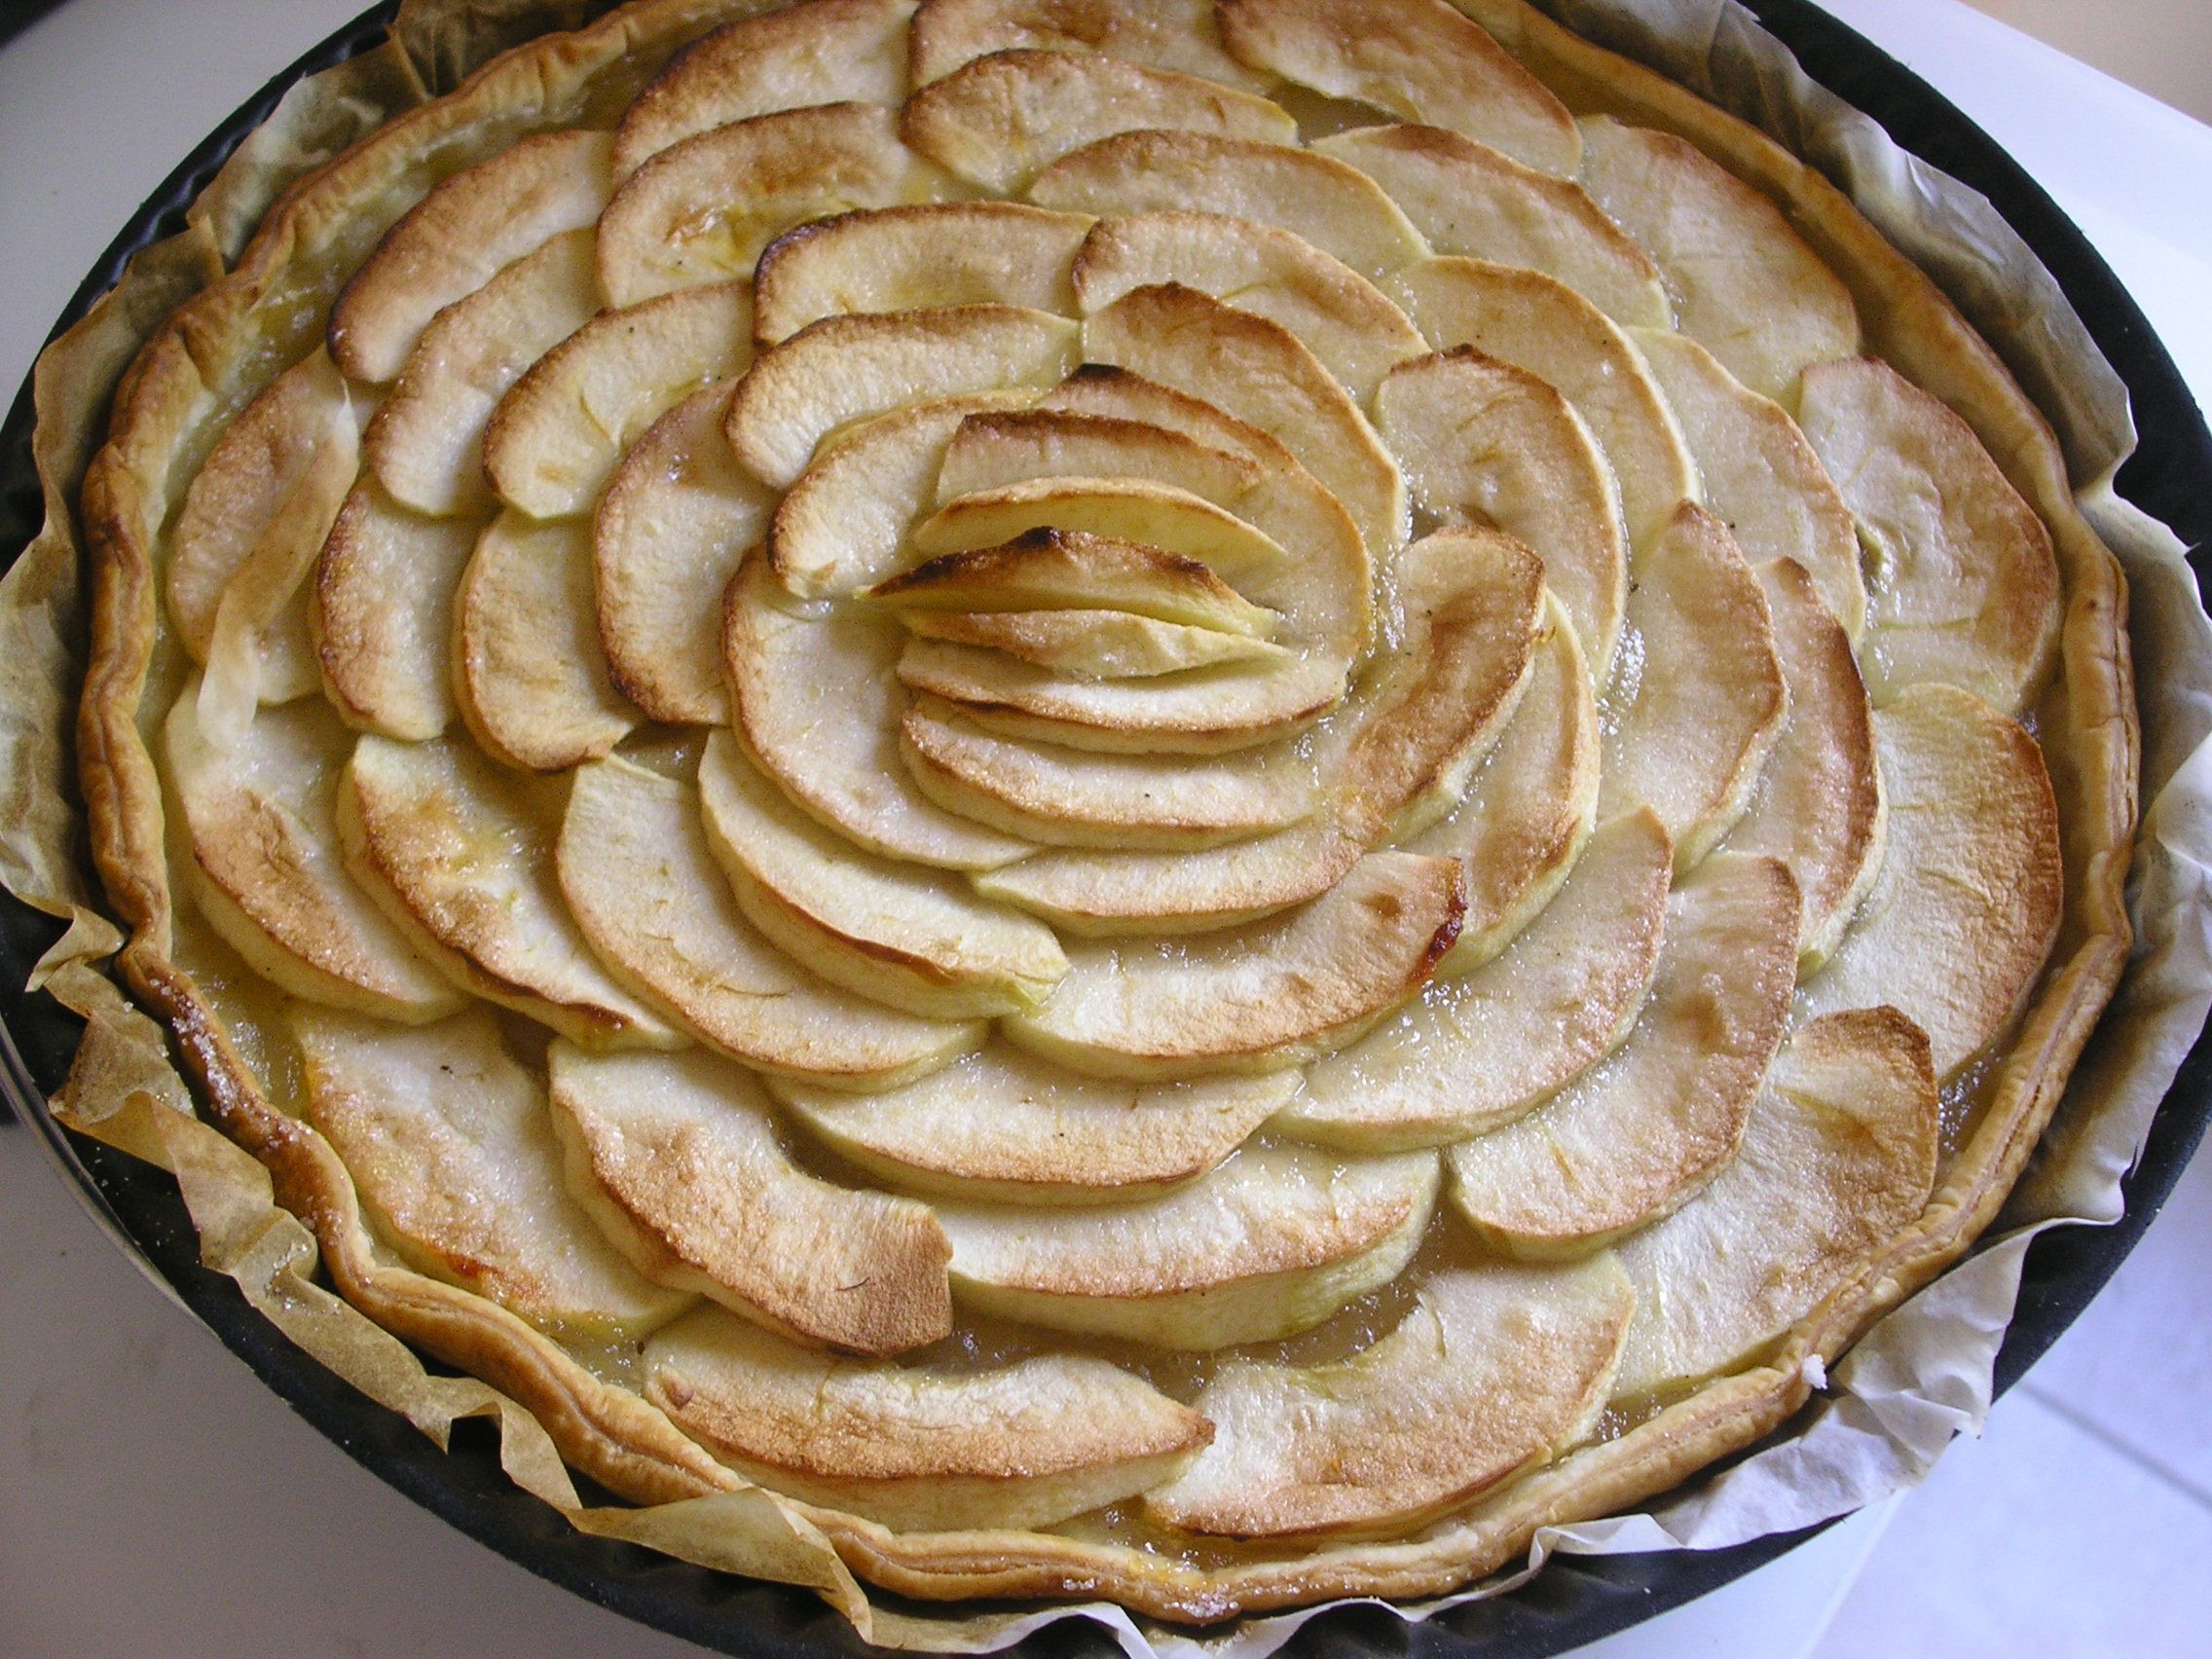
[329, 129, 613, 383]
[726, 305, 1081, 489]
[592, 381, 772, 725]
[338, 733, 678, 1049]
[1796, 357, 2062, 716]
[696, 731, 1066, 1019]
[935, 406, 1265, 507]
[879, 533, 1277, 636]
[560, 756, 977, 1088]
[643, 1308, 1209, 1530]
[293, 1007, 691, 1339]
[908, 0, 1272, 92]
[548, 1045, 952, 1355]
[1082, 283, 1405, 557]
[1724, 559, 1885, 967]
[773, 1044, 1297, 1203]
[1599, 502, 1787, 870]
[1578, 117, 1859, 400]
[1375, 346, 1629, 676]
[1036, 361, 1298, 470]
[166, 685, 460, 1023]
[1448, 852, 1801, 1258]
[611, 0, 918, 176]
[1071, 211, 1427, 401]
[1796, 683, 2061, 1078]
[1285, 807, 1667, 1154]
[937, 1143, 1441, 1346]
[1633, 327, 1863, 639]
[1315, 124, 1666, 327]
[362, 228, 600, 518]
[1387, 256, 1695, 551]
[597, 103, 948, 309]
[903, 608, 1287, 679]
[903, 47, 1294, 191]
[483, 280, 752, 520]
[903, 699, 1315, 849]
[453, 512, 637, 773]
[1032, 130, 1427, 280]
[1150, 1257, 1634, 1538]
[977, 816, 1358, 934]
[1004, 849, 1462, 1080]
[909, 479, 1288, 587]
[313, 484, 476, 741]
[1612, 1008, 1938, 1400]
[724, 555, 1033, 868]
[754, 203, 1091, 344]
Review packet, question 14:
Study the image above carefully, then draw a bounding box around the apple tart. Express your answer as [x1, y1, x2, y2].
[76, 0, 2135, 1626]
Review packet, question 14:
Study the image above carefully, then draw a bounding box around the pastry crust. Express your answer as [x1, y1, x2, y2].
[66, 0, 2137, 1629]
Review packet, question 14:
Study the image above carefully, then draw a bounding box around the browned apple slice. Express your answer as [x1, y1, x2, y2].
[1579, 117, 1860, 400]
[1220, 0, 1581, 174]
[1795, 683, 2062, 1078]
[1612, 1008, 1938, 1399]
[1448, 852, 1801, 1258]
[313, 484, 476, 741]
[611, 0, 918, 177]
[753, 203, 1091, 344]
[294, 1007, 693, 1340]
[934, 405, 1265, 507]
[643, 1309, 1210, 1529]
[877, 530, 1277, 636]
[936, 1144, 1441, 1346]
[1315, 123, 1666, 327]
[903, 608, 1289, 680]
[329, 129, 613, 383]
[1149, 1257, 1635, 1539]
[907, 479, 1289, 589]
[1036, 361, 1298, 470]
[597, 103, 948, 308]
[908, 0, 1272, 92]
[549, 1044, 952, 1355]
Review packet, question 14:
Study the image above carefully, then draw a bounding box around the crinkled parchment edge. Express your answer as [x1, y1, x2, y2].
[1, 0, 2200, 1652]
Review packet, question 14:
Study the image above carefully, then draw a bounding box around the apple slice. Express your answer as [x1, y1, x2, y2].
[937, 1143, 1441, 1346]
[1315, 124, 1666, 327]
[1375, 346, 1629, 677]
[643, 1308, 1209, 1530]
[903, 47, 1294, 191]
[724, 555, 1033, 868]
[773, 1044, 1296, 1203]
[904, 608, 1289, 679]
[611, 0, 918, 177]
[1448, 852, 1801, 1258]
[1796, 683, 2062, 1078]
[1004, 849, 1463, 1080]
[313, 484, 476, 741]
[726, 304, 1081, 489]
[559, 756, 977, 1088]
[166, 685, 460, 1023]
[1071, 211, 1427, 402]
[1036, 361, 1298, 470]
[329, 129, 613, 383]
[908, 0, 1272, 92]
[337, 733, 678, 1049]
[1387, 256, 1695, 551]
[1033, 130, 1427, 280]
[935, 406, 1265, 507]
[1612, 1008, 1938, 1399]
[1599, 502, 1787, 869]
[877, 528, 1279, 635]
[362, 228, 600, 518]
[592, 380, 772, 725]
[1723, 559, 1885, 967]
[909, 478, 1288, 586]
[483, 280, 753, 520]
[1579, 117, 1859, 400]
[1634, 327, 1863, 639]
[548, 1045, 952, 1355]
[1286, 807, 1667, 1154]
[1149, 1258, 1635, 1538]
[293, 1007, 690, 1340]
[903, 699, 1315, 849]
[453, 512, 637, 773]
[754, 203, 1091, 345]
[1796, 356, 2062, 716]
[597, 103, 947, 309]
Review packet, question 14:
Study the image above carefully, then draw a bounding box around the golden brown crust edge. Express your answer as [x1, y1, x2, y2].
[62, 0, 2140, 1627]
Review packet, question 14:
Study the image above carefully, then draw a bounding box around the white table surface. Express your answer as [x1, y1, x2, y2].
[3, 3, 2208, 1656]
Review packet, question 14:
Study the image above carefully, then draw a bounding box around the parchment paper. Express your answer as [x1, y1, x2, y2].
[5, 2, 2210, 1655]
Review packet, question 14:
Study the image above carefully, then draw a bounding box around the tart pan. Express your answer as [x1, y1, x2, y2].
[2, 2, 2208, 1652]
